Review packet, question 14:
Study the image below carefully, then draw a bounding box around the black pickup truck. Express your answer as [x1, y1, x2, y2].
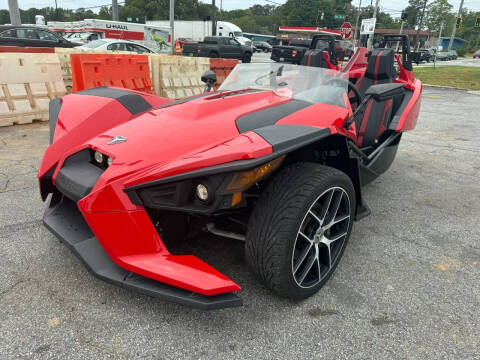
[182, 36, 253, 63]
[271, 39, 311, 64]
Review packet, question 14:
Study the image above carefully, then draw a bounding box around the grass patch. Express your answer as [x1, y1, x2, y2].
[414, 66, 480, 90]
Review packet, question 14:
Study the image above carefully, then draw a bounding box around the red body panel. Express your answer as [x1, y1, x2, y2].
[395, 79, 422, 131]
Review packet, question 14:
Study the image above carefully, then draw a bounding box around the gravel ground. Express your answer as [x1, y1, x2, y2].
[0, 87, 479, 359]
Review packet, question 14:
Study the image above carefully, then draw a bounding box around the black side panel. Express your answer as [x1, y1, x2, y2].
[39, 165, 56, 201]
[389, 90, 413, 129]
[55, 150, 104, 202]
[361, 100, 392, 147]
[43, 195, 242, 310]
[49, 98, 62, 144]
[236, 100, 312, 133]
[76, 87, 152, 115]
[254, 124, 330, 152]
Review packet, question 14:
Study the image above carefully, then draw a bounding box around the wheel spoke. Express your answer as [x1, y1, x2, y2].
[308, 210, 322, 225]
[299, 231, 313, 243]
[316, 257, 322, 279]
[297, 249, 317, 284]
[324, 214, 350, 229]
[323, 231, 348, 245]
[320, 189, 335, 224]
[327, 191, 343, 225]
[326, 243, 332, 268]
[293, 243, 313, 274]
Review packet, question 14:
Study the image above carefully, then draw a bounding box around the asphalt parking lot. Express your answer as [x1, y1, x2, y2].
[0, 87, 479, 359]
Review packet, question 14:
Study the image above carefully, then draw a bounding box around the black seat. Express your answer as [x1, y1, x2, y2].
[301, 49, 328, 68]
[354, 48, 397, 148]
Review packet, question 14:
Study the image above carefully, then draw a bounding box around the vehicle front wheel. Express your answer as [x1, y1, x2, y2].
[209, 52, 219, 58]
[245, 162, 356, 300]
[242, 53, 252, 63]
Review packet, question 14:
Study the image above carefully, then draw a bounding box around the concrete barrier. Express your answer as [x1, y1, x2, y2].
[0, 53, 66, 127]
[150, 55, 210, 99]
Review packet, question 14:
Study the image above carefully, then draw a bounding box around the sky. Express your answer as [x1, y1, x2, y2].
[0, 0, 479, 15]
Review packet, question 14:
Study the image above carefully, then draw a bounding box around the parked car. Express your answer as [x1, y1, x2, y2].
[252, 41, 272, 53]
[182, 36, 253, 63]
[436, 50, 457, 61]
[65, 31, 102, 45]
[271, 39, 311, 64]
[76, 39, 156, 53]
[474, 49, 480, 59]
[0, 25, 77, 48]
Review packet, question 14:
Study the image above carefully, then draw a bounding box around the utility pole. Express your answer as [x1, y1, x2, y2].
[448, 0, 464, 51]
[437, 20, 444, 47]
[353, 0, 362, 48]
[366, 0, 379, 50]
[170, 0, 175, 54]
[212, 0, 217, 36]
[8, 0, 21, 25]
[414, 0, 428, 52]
[112, 0, 119, 21]
[395, 21, 404, 51]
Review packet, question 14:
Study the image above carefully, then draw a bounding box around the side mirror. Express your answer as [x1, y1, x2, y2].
[201, 70, 217, 92]
[365, 83, 405, 102]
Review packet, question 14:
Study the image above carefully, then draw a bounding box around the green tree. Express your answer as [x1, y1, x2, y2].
[425, 0, 453, 33]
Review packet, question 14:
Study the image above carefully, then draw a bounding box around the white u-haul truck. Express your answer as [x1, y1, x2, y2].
[145, 20, 251, 46]
[47, 19, 171, 52]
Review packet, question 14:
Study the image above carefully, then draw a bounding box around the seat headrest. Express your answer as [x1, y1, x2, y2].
[365, 48, 395, 81]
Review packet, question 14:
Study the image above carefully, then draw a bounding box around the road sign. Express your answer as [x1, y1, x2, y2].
[334, 14, 345, 20]
[360, 18, 376, 35]
[340, 22, 353, 39]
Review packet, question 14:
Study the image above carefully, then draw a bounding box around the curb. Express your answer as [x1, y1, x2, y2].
[423, 84, 472, 91]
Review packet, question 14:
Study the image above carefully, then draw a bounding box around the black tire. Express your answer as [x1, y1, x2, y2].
[245, 162, 356, 300]
[242, 52, 252, 63]
[209, 52, 219, 58]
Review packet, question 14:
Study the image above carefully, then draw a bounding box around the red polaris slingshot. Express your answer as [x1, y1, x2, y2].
[39, 35, 421, 309]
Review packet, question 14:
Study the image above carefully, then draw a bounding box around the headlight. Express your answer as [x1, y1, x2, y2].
[107, 157, 113, 166]
[195, 183, 209, 202]
[94, 151, 104, 164]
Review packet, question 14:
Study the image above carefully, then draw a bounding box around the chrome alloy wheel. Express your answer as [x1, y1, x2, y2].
[292, 186, 351, 288]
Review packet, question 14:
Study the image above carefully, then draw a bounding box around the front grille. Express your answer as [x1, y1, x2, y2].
[136, 180, 194, 208]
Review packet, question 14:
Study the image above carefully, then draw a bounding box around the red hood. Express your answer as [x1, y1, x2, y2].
[91, 91, 287, 170]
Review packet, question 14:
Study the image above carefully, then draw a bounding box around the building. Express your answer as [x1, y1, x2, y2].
[352, 27, 434, 48]
[438, 37, 466, 50]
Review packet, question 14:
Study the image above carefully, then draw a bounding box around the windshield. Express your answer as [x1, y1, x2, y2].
[219, 63, 348, 108]
[81, 39, 107, 48]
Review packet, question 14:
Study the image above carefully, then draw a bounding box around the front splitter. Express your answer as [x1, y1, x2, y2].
[43, 194, 242, 310]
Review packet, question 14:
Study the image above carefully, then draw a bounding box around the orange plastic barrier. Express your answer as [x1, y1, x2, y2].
[209, 58, 239, 89]
[0, 46, 54, 53]
[70, 53, 154, 94]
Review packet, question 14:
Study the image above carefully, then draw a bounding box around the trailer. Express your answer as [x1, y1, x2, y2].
[47, 19, 171, 52]
[145, 20, 251, 46]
